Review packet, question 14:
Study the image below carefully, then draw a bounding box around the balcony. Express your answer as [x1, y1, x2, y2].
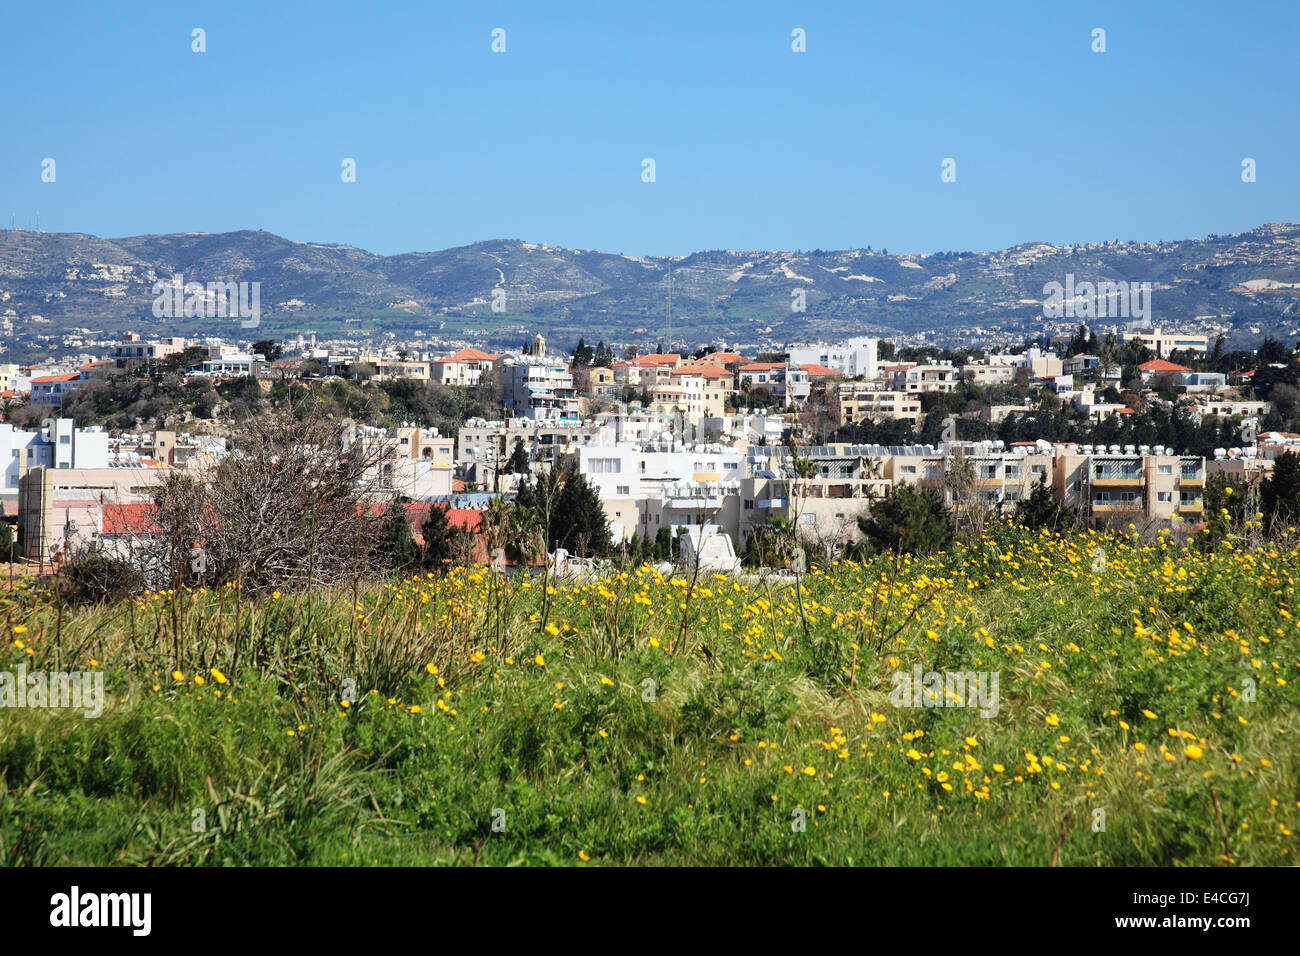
[1092, 467, 1142, 485]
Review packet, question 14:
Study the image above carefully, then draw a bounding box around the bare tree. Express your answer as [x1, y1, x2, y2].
[144, 401, 391, 591]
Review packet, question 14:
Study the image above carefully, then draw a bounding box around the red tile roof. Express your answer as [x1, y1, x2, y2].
[101, 503, 161, 535]
[443, 348, 498, 362]
[672, 364, 733, 379]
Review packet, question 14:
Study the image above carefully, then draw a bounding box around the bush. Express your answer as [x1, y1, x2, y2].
[58, 555, 144, 605]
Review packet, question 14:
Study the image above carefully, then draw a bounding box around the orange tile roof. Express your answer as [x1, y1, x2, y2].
[1139, 359, 1191, 372]
[102, 503, 161, 535]
[799, 363, 840, 376]
[739, 362, 785, 371]
[451, 348, 498, 361]
[31, 372, 80, 383]
[672, 364, 733, 379]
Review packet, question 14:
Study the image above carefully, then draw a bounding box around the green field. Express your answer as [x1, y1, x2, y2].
[1, 526, 1296, 865]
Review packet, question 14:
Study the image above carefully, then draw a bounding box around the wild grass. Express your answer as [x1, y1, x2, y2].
[1, 525, 1296, 865]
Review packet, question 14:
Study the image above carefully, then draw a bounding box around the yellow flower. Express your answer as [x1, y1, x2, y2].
[13, 625, 27, 635]
[1142, 709, 1157, 720]
[172, 670, 184, 682]
[802, 766, 816, 776]
[534, 654, 546, 666]
[410, 705, 422, 714]
[1045, 713, 1059, 726]
[578, 850, 590, 861]
[426, 662, 438, 674]
[1184, 745, 1203, 760]
[636, 796, 647, 805]
[210, 668, 227, 684]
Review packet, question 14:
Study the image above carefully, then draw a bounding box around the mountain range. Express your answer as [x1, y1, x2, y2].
[3, 223, 1300, 355]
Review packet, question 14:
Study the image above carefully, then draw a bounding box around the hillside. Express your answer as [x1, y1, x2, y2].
[3, 224, 1300, 356]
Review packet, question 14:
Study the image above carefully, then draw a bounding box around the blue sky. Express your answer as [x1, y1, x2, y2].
[4, 0, 1297, 257]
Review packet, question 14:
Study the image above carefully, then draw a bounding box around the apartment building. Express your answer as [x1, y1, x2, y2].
[1122, 327, 1209, 358]
[785, 336, 878, 379]
[1052, 445, 1205, 524]
[652, 365, 732, 424]
[738, 364, 810, 407]
[574, 440, 746, 543]
[894, 363, 959, 394]
[431, 348, 498, 387]
[358, 353, 431, 382]
[17, 465, 171, 563]
[357, 425, 455, 499]
[29, 372, 83, 403]
[1, 420, 110, 502]
[501, 356, 579, 420]
[110, 334, 189, 369]
[961, 362, 1018, 387]
[835, 384, 922, 427]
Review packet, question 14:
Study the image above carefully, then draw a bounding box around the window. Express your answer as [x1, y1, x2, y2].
[1157, 491, 1172, 502]
[588, 458, 621, 474]
[1157, 464, 1172, 475]
[744, 500, 754, 510]
[616, 485, 630, 496]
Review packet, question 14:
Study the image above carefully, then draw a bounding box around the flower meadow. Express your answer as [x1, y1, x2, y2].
[1, 526, 1297, 865]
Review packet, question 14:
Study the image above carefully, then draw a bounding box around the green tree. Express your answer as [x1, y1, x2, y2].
[571, 338, 595, 369]
[420, 503, 464, 572]
[857, 483, 954, 556]
[0, 499, 13, 559]
[552, 466, 613, 557]
[1262, 451, 1300, 534]
[504, 438, 530, 475]
[1012, 474, 1075, 532]
[251, 340, 283, 362]
[381, 496, 422, 574]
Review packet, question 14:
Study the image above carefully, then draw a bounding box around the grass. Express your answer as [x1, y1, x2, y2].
[1, 525, 1297, 865]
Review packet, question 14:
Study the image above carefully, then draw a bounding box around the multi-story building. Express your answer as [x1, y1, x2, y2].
[894, 362, 960, 394]
[1122, 327, 1209, 358]
[500, 356, 578, 420]
[785, 336, 878, 379]
[29, 372, 83, 403]
[431, 348, 499, 387]
[835, 384, 922, 427]
[110, 334, 189, 369]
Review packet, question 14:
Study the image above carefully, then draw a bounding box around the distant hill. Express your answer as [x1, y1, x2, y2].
[3, 224, 1300, 352]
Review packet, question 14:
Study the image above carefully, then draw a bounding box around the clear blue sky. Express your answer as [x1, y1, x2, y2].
[4, 0, 1297, 257]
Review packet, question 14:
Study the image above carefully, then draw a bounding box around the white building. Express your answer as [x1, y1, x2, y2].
[786, 336, 878, 379]
[1, 420, 110, 493]
[501, 356, 579, 420]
